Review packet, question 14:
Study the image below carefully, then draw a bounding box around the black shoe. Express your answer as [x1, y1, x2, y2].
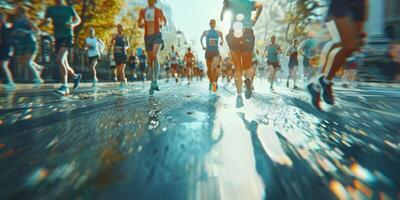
[73, 74, 82, 89]
[307, 83, 321, 110]
[319, 76, 334, 105]
[244, 79, 252, 99]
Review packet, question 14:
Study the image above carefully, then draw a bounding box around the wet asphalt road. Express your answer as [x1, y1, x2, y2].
[0, 80, 399, 200]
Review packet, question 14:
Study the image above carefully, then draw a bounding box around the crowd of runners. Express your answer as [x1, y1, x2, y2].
[2, 0, 390, 111]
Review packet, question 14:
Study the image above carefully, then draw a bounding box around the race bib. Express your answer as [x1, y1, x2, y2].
[145, 8, 155, 22]
[209, 38, 218, 46]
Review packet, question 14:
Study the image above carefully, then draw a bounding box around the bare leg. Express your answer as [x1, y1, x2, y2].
[56, 48, 69, 85]
[1, 60, 15, 85]
[231, 51, 244, 95]
[326, 17, 362, 80]
[90, 60, 99, 81]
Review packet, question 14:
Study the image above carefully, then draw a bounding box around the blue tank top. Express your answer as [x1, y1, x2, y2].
[267, 44, 279, 62]
[14, 17, 36, 44]
[206, 29, 219, 52]
[114, 35, 127, 55]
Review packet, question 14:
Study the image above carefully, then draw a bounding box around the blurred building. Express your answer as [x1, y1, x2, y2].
[385, 0, 400, 40]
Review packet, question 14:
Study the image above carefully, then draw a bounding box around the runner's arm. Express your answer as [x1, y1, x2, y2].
[220, 0, 229, 21]
[161, 10, 167, 27]
[69, 7, 81, 28]
[285, 46, 292, 56]
[298, 41, 305, 56]
[252, 2, 263, 26]
[219, 31, 224, 46]
[98, 39, 105, 53]
[200, 31, 207, 50]
[138, 10, 145, 29]
[125, 38, 130, 51]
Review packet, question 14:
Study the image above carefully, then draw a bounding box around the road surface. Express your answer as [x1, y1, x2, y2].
[0, 80, 399, 199]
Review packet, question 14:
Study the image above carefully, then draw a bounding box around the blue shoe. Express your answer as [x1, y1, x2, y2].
[307, 83, 321, 110]
[92, 79, 98, 87]
[3, 83, 16, 91]
[236, 96, 244, 108]
[55, 85, 70, 96]
[73, 74, 82, 89]
[152, 81, 160, 91]
[318, 76, 334, 105]
[244, 79, 252, 99]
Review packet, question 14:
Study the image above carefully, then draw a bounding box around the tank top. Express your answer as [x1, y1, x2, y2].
[289, 45, 298, 61]
[169, 51, 178, 64]
[86, 37, 101, 57]
[114, 34, 126, 55]
[140, 7, 163, 36]
[206, 29, 219, 52]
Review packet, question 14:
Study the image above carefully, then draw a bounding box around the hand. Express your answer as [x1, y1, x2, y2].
[220, 42, 223, 46]
[66, 23, 73, 28]
[138, 23, 144, 28]
[252, 19, 256, 26]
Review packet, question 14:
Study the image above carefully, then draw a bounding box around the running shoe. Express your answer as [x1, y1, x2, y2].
[55, 85, 70, 96]
[3, 83, 16, 90]
[244, 79, 252, 99]
[318, 76, 334, 105]
[293, 85, 298, 89]
[73, 74, 82, 89]
[152, 81, 160, 91]
[307, 83, 321, 110]
[236, 96, 244, 108]
[33, 78, 44, 88]
[92, 79, 98, 87]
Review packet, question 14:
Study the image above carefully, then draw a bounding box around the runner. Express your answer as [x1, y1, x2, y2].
[221, 0, 263, 105]
[85, 27, 104, 87]
[197, 60, 205, 81]
[168, 45, 180, 83]
[307, 0, 368, 110]
[128, 52, 139, 81]
[13, 5, 44, 87]
[41, 0, 82, 96]
[138, 0, 167, 95]
[200, 19, 224, 92]
[138, 50, 148, 82]
[0, 12, 15, 90]
[164, 55, 170, 82]
[285, 38, 299, 89]
[184, 47, 196, 85]
[265, 36, 282, 91]
[299, 31, 319, 82]
[109, 24, 129, 87]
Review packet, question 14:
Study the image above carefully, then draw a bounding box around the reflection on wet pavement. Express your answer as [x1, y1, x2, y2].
[0, 81, 399, 199]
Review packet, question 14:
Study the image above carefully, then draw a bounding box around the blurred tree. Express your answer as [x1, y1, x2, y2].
[119, 6, 144, 55]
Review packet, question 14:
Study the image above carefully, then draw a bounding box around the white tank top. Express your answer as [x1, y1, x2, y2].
[86, 37, 101, 57]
